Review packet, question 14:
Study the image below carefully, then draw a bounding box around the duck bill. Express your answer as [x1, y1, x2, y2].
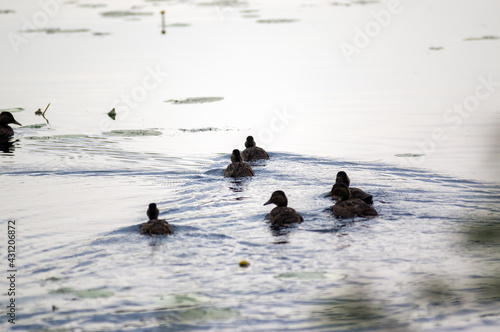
[324, 191, 333, 198]
[263, 199, 272, 206]
[13, 120, 22, 126]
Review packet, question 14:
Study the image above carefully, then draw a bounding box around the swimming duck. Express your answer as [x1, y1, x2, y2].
[264, 190, 304, 227]
[241, 136, 269, 161]
[224, 149, 255, 178]
[325, 171, 373, 205]
[0, 112, 22, 141]
[140, 203, 174, 236]
[331, 183, 378, 218]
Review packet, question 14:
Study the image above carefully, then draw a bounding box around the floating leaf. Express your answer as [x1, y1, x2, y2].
[108, 108, 116, 120]
[104, 129, 162, 137]
[49, 287, 76, 294]
[165, 97, 224, 104]
[101, 11, 154, 18]
[75, 289, 113, 299]
[395, 153, 425, 158]
[257, 19, 299, 24]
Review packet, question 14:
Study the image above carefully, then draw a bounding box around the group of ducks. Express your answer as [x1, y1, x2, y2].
[141, 136, 378, 236]
[0, 113, 378, 236]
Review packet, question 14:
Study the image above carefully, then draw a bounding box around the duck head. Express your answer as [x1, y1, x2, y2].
[0, 112, 22, 126]
[245, 136, 256, 148]
[264, 190, 288, 207]
[330, 183, 351, 202]
[335, 171, 350, 186]
[147, 203, 159, 220]
[231, 149, 243, 163]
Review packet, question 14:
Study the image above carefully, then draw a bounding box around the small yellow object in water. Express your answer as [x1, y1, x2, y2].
[239, 260, 250, 268]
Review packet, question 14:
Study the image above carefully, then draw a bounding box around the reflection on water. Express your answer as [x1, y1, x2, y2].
[0, 140, 16, 153]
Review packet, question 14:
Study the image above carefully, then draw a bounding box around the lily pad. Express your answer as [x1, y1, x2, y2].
[165, 97, 224, 104]
[179, 127, 219, 133]
[23, 123, 48, 129]
[101, 11, 154, 18]
[464, 35, 500, 41]
[256, 18, 299, 24]
[49, 287, 113, 298]
[75, 289, 113, 298]
[49, 287, 76, 294]
[0, 9, 15, 14]
[158, 293, 211, 308]
[197, 0, 246, 7]
[44, 276, 65, 282]
[104, 129, 162, 136]
[166, 23, 191, 28]
[78, 4, 107, 8]
[395, 153, 425, 158]
[22, 28, 90, 34]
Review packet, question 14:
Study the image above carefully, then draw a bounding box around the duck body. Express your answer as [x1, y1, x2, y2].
[331, 183, 378, 218]
[268, 206, 304, 227]
[140, 219, 174, 236]
[242, 146, 269, 161]
[140, 203, 174, 236]
[0, 112, 22, 141]
[328, 187, 373, 205]
[241, 136, 269, 161]
[326, 171, 373, 205]
[224, 149, 255, 177]
[264, 190, 304, 227]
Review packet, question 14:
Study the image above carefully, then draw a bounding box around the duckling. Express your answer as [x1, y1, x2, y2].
[241, 136, 269, 161]
[325, 171, 373, 205]
[264, 190, 304, 227]
[224, 149, 255, 178]
[140, 203, 174, 236]
[331, 183, 378, 218]
[0, 112, 22, 141]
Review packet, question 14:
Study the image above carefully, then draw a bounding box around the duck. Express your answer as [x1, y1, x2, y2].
[264, 190, 304, 227]
[0, 112, 22, 141]
[325, 171, 373, 205]
[224, 149, 255, 178]
[330, 183, 378, 218]
[241, 136, 269, 161]
[140, 203, 174, 236]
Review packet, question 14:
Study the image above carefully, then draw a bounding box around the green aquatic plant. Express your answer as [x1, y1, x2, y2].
[107, 108, 116, 120]
[165, 97, 224, 104]
[256, 19, 299, 24]
[103, 129, 162, 136]
[49, 287, 113, 298]
[395, 153, 425, 158]
[101, 11, 154, 18]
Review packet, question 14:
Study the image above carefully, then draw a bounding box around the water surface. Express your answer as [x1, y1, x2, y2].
[1, 0, 500, 331]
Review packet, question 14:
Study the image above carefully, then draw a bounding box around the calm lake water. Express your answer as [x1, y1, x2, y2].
[1, 0, 500, 331]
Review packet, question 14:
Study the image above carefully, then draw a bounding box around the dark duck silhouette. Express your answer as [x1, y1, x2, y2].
[224, 149, 255, 178]
[330, 183, 378, 218]
[140, 203, 174, 236]
[264, 190, 304, 227]
[325, 171, 373, 205]
[0, 112, 22, 141]
[241, 136, 269, 161]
